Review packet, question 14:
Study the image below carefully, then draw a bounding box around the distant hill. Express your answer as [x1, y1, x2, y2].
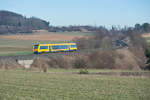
[0, 10, 150, 35]
[0, 10, 50, 34]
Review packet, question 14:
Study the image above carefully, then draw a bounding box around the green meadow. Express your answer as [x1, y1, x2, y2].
[0, 69, 149, 100]
[0, 38, 36, 56]
[0, 32, 91, 56]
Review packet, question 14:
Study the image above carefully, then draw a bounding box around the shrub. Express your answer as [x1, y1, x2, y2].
[73, 56, 87, 68]
[88, 51, 115, 69]
[145, 65, 150, 70]
[0, 59, 21, 69]
[145, 49, 150, 70]
[31, 58, 49, 72]
[79, 69, 89, 74]
[55, 56, 69, 68]
[46, 56, 74, 69]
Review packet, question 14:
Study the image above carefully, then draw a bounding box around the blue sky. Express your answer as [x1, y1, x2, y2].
[0, 0, 150, 27]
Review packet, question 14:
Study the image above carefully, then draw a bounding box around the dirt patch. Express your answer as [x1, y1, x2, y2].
[141, 33, 150, 37]
[0, 33, 83, 41]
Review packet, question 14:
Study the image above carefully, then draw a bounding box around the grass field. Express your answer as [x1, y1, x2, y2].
[0, 39, 36, 56]
[142, 33, 150, 45]
[0, 31, 90, 56]
[0, 31, 148, 56]
[0, 30, 91, 41]
[0, 38, 76, 56]
[0, 69, 149, 100]
[46, 68, 150, 73]
[145, 37, 150, 45]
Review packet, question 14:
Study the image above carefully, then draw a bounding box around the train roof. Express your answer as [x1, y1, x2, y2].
[34, 42, 76, 45]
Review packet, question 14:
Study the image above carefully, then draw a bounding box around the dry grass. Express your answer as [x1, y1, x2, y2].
[0, 30, 84, 41]
[141, 33, 150, 37]
[0, 30, 87, 56]
[29, 49, 143, 70]
[115, 49, 141, 70]
[0, 34, 83, 41]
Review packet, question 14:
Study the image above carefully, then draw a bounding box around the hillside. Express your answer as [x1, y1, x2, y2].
[0, 10, 49, 34]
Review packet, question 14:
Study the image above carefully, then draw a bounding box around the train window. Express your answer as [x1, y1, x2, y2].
[34, 45, 39, 49]
[52, 45, 69, 49]
[40, 46, 48, 49]
[52, 45, 59, 49]
[60, 45, 68, 49]
[71, 45, 76, 48]
[58, 45, 63, 49]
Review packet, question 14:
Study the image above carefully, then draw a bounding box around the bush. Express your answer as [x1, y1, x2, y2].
[79, 69, 89, 74]
[48, 56, 73, 69]
[145, 49, 150, 70]
[145, 65, 150, 70]
[0, 59, 21, 69]
[31, 58, 49, 72]
[55, 56, 70, 68]
[88, 51, 115, 69]
[73, 56, 87, 68]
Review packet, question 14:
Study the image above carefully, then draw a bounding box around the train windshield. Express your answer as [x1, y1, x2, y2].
[34, 45, 39, 49]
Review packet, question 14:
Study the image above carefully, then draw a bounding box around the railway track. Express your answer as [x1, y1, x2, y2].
[0, 48, 103, 60]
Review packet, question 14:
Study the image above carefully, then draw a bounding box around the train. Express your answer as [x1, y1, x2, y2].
[33, 43, 77, 54]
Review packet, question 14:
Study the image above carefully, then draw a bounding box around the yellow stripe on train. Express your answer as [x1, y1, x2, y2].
[33, 43, 77, 54]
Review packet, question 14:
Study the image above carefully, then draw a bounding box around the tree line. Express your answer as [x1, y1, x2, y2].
[0, 10, 150, 35]
[0, 10, 49, 34]
[48, 23, 150, 34]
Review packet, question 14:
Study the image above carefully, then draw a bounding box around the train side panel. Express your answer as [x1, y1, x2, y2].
[33, 43, 77, 53]
[38, 44, 49, 53]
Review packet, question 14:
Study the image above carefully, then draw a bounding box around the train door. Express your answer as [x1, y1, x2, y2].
[49, 45, 52, 52]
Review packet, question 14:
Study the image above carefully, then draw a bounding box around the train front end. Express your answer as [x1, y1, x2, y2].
[33, 44, 39, 54]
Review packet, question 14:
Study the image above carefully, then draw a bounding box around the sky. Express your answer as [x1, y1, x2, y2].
[0, 0, 150, 27]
